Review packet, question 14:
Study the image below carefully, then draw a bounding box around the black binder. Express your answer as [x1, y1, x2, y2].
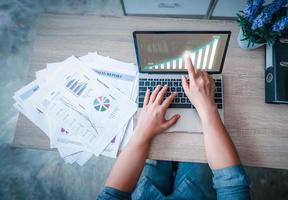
[265, 35, 288, 104]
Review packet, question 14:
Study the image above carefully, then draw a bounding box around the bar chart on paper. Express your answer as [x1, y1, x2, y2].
[144, 37, 220, 70]
[65, 77, 87, 96]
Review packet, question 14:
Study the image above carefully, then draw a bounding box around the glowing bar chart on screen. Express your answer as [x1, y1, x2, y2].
[144, 37, 220, 70]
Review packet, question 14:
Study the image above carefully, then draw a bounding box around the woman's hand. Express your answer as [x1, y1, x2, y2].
[181, 57, 217, 120]
[134, 85, 180, 144]
[105, 85, 180, 192]
[180, 58, 242, 171]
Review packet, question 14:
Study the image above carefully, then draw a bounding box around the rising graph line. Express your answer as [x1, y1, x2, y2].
[144, 37, 220, 70]
[60, 98, 100, 136]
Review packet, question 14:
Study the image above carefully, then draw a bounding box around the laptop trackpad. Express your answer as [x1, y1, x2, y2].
[165, 108, 202, 133]
[137, 108, 203, 133]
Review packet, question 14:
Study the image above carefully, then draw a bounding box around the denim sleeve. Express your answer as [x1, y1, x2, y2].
[212, 165, 250, 200]
[97, 187, 131, 200]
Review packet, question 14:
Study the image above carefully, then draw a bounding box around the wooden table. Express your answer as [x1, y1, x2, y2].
[14, 14, 288, 169]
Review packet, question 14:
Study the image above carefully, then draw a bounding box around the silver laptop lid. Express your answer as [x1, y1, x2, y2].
[133, 31, 231, 74]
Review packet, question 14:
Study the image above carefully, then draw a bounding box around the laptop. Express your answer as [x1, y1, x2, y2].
[133, 31, 231, 132]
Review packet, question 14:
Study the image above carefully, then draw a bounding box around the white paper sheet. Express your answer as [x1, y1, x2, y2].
[14, 53, 139, 165]
[79, 53, 138, 158]
[37, 57, 137, 155]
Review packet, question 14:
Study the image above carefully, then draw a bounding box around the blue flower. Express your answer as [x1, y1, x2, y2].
[252, 0, 288, 30]
[272, 14, 288, 31]
[243, 0, 265, 22]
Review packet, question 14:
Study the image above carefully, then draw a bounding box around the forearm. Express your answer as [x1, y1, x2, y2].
[199, 105, 241, 170]
[105, 85, 180, 193]
[105, 131, 150, 192]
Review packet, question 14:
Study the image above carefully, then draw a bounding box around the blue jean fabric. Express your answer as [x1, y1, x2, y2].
[98, 161, 250, 200]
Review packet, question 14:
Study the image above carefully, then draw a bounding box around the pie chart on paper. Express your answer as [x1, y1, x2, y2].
[94, 96, 110, 112]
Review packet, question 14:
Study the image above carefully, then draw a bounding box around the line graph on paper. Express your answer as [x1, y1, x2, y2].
[41, 92, 104, 144]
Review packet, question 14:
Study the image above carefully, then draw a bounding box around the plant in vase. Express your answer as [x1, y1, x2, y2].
[237, 0, 288, 50]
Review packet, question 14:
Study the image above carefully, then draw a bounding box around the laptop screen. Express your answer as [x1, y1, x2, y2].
[133, 31, 230, 74]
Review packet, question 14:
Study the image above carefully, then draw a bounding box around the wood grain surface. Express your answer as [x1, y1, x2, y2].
[14, 14, 288, 169]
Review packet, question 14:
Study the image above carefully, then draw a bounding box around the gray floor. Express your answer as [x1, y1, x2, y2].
[0, 0, 287, 199]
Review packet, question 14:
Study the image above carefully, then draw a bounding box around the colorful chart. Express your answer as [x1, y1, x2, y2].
[60, 127, 69, 135]
[94, 96, 110, 112]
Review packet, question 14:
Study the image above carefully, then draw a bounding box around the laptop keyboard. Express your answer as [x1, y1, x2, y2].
[138, 78, 223, 109]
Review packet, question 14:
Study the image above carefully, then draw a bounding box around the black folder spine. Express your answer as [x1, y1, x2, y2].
[265, 44, 276, 103]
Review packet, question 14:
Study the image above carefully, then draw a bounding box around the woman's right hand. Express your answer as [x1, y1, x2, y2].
[134, 85, 180, 145]
[181, 57, 218, 120]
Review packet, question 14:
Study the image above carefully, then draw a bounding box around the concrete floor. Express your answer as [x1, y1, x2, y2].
[0, 0, 287, 199]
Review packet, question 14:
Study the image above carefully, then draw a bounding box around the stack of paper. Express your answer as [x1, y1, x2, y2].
[14, 53, 138, 165]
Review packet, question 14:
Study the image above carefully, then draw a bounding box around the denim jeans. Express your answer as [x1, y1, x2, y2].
[98, 161, 250, 200]
[132, 160, 216, 199]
